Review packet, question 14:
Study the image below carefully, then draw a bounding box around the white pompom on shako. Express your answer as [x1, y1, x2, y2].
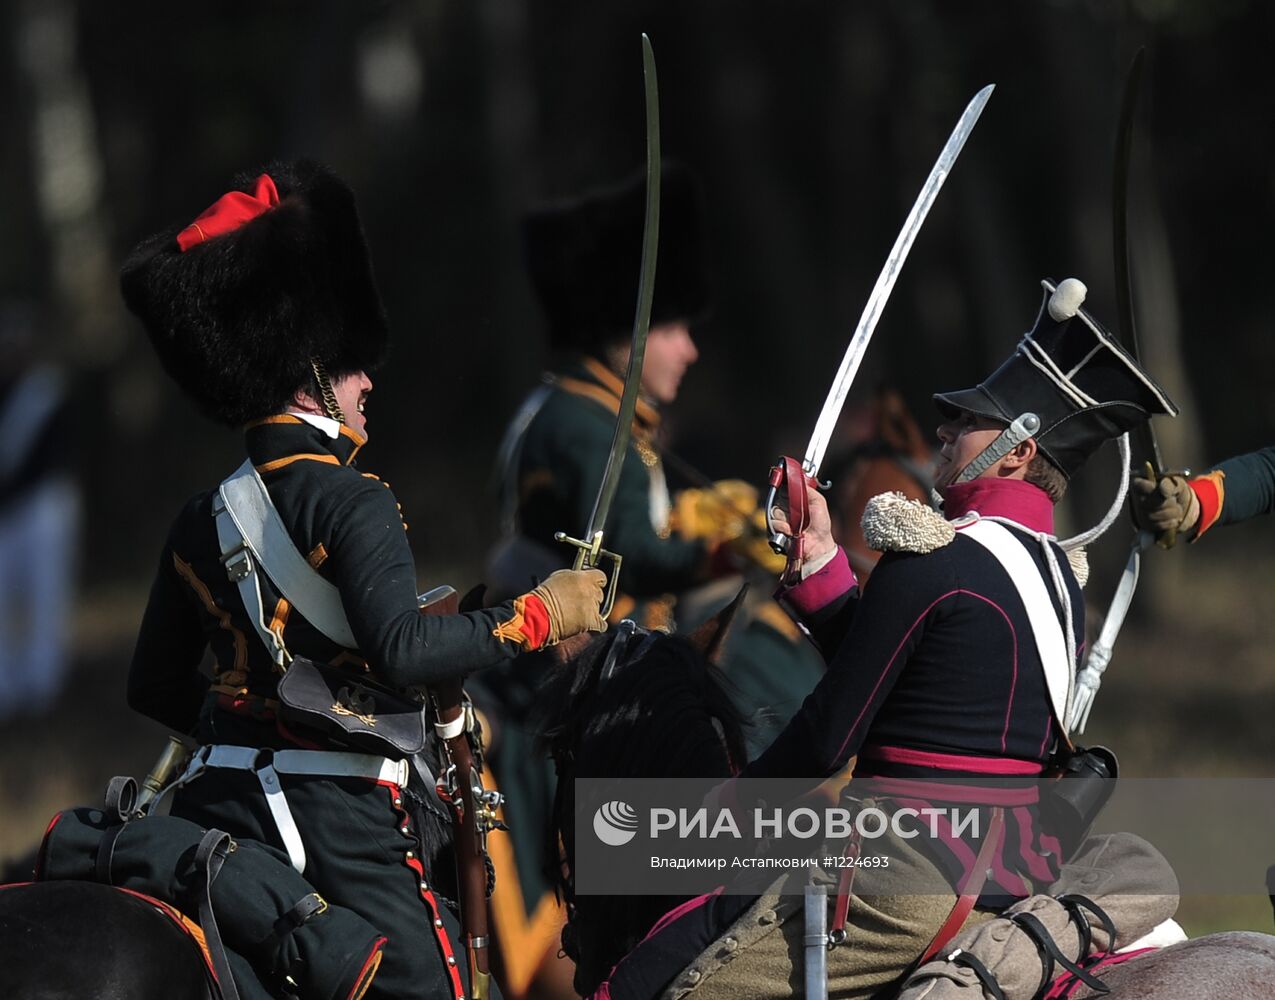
[1047, 277, 1087, 321]
[862, 492, 955, 554]
[933, 276, 1176, 480]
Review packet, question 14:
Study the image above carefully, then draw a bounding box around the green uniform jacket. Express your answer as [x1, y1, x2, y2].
[505, 355, 709, 610]
[1191, 445, 1275, 539]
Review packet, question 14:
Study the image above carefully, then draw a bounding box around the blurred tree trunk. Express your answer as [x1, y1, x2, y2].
[477, 0, 541, 407]
[17, 0, 120, 364]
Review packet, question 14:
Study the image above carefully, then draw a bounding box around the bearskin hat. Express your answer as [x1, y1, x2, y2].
[934, 278, 1177, 478]
[522, 161, 710, 354]
[120, 160, 388, 427]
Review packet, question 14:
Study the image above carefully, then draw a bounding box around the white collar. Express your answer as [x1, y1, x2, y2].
[285, 409, 341, 439]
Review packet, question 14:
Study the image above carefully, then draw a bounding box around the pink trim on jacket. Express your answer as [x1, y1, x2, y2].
[588, 889, 724, 999]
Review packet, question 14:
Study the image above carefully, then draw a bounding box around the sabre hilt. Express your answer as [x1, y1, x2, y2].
[554, 529, 625, 619]
[764, 456, 828, 585]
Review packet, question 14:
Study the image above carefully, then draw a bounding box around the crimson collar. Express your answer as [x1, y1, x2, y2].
[941, 478, 1054, 534]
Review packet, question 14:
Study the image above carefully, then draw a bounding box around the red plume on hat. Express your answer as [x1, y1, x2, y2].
[121, 160, 389, 427]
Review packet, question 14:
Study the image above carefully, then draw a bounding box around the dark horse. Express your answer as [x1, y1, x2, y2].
[540, 617, 1275, 1000]
[0, 880, 216, 999]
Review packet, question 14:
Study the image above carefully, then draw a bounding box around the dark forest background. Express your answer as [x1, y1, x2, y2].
[4, 0, 1275, 927]
[4, 0, 1270, 586]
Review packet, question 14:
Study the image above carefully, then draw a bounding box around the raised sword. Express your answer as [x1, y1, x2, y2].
[765, 84, 995, 581]
[554, 33, 661, 618]
[1070, 49, 1176, 734]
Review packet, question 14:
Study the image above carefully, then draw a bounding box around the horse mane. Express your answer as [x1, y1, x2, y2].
[537, 627, 748, 996]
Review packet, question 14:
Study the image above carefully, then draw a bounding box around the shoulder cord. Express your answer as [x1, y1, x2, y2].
[1060, 433, 1131, 551]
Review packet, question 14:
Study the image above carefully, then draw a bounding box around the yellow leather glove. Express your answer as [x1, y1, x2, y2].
[673, 480, 756, 543]
[531, 568, 608, 643]
[1131, 463, 1199, 548]
[672, 480, 787, 574]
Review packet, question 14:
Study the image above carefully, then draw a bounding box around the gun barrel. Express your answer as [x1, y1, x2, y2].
[137, 736, 190, 811]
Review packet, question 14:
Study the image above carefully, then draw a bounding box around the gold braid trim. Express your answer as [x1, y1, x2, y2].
[492, 595, 535, 649]
[310, 358, 346, 423]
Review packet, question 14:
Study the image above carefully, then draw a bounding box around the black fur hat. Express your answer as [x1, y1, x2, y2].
[522, 161, 710, 354]
[934, 278, 1178, 478]
[120, 160, 389, 427]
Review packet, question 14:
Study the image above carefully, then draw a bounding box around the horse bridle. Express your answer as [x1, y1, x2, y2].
[597, 619, 658, 689]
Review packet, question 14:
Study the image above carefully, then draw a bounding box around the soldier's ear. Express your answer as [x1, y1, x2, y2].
[686, 585, 749, 665]
[1004, 436, 1038, 471]
[290, 382, 319, 413]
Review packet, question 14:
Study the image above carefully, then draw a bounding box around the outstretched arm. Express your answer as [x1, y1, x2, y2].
[1133, 446, 1275, 544]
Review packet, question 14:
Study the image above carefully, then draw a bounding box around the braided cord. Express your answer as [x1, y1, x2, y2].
[309, 358, 346, 424]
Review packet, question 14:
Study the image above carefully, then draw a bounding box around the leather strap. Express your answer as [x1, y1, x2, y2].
[95, 776, 139, 885]
[917, 806, 1006, 965]
[94, 824, 126, 886]
[255, 760, 307, 876]
[960, 520, 1074, 734]
[1012, 910, 1111, 997]
[770, 456, 812, 585]
[1057, 893, 1117, 962]
[262, 891, 329, 975]
[216, 459, 358, 654]
[829, 831, 862, 940]
[103, 775, 138, 823]
[172, 745, 413, 875]
[194, 829, 242, 1000]
[948, 949, 1007, 1000]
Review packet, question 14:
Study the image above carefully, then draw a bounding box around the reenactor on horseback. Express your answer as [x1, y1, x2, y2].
[681, 279, 1184, 1000]
[119, 160, 607, 999]
[481, 162, 826, 993]
[487, 161, 723, 626]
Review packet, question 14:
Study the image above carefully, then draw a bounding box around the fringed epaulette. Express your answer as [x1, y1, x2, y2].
[1065, 545, 1089, 589]
[861, 491, 955, 554]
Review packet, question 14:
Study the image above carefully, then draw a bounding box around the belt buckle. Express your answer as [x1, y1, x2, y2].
[222, 545, 253, 582]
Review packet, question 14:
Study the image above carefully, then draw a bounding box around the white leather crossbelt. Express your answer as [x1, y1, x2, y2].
[160, 745, 409, 874]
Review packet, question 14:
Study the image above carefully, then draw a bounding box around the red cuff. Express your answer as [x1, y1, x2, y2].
[491, 593, 552, 650]
[520, 593, 552, 648]
[1189, 471, 1225, 541]
[775, 546, 856, 618]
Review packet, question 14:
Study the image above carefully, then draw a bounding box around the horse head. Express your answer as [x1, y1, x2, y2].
[537, 593, 749, 995]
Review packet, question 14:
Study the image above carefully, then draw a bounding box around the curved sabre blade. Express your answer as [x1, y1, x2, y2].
[584, 33, 660, 545]
[801, 84, 994, 477]
[555, 34, 660, 612]
[1112, 48, 1165, 474]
